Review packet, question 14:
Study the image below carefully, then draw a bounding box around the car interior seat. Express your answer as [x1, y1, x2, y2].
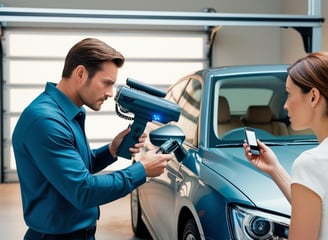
[217, 96, 241, 136]
[241, 105, 288, 136]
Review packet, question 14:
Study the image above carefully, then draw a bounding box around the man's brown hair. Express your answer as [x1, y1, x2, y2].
[62, 38, 125, 79]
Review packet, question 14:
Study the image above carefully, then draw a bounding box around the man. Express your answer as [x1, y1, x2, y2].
[12, 38, 171, 240]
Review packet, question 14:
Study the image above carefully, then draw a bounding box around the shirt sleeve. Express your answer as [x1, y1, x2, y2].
[25, 116, 146, 209]
[90, 144, 117, 173]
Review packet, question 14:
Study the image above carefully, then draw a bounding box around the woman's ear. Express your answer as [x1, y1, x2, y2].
[310, 88, 320, 106]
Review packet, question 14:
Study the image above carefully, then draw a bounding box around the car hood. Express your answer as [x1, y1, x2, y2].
[202, 144, 315, 216]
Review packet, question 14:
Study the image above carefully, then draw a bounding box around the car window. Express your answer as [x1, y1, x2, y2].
[165, 70, 315, 149]
[166, 78, 189, 104]
[214, 74, 314, 140]
[167, 77, 202, 146]
[220, 88, 273, 115]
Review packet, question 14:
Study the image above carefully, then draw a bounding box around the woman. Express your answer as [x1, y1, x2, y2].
[244, 51, 328, 240]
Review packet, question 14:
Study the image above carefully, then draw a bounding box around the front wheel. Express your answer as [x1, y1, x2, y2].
[130, 189, 151, 238]
[182, 218, 201, 240]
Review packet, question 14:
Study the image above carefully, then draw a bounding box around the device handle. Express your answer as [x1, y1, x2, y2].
[117, 116, 148, 159]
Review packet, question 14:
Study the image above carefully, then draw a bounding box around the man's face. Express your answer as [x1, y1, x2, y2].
[79, 61, 118, 111]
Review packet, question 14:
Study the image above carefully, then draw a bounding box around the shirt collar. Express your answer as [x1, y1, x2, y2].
[45, 82, 85, 120]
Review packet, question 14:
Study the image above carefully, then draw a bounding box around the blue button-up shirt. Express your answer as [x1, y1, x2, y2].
[12, 82, 146, 234]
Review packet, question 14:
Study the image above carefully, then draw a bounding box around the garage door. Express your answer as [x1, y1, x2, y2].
[1, 29, 206, 182]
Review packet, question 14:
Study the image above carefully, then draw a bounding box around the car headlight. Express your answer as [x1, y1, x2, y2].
[230, 205, 289, 240]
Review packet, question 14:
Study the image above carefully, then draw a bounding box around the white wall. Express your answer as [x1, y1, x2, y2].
[0, 0, 283, 12]
[1, 0, 326, 66]
[281, 0, 328, 63]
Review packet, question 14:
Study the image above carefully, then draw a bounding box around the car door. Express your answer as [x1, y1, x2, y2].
[141, 76, 203, 238]
[139, 156, 183, 239]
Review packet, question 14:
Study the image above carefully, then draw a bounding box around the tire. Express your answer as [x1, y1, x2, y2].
[130, 189, 151, 238]
[182, 218, 201, 240]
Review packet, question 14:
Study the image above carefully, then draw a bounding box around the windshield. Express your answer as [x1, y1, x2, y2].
[213, 73, 316, 146]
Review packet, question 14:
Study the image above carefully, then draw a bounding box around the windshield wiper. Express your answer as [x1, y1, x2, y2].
[260, 140, 318, 146]
[286, 139, 318, 145]
[216, 142, 244, 148]
[216, 141, 287, 148]
[216, 140, 317, 148]
[262, 142, 287, 146]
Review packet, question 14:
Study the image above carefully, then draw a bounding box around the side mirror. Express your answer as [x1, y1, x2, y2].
[149, 125, 188, 162]
[149, 125, 185, 147]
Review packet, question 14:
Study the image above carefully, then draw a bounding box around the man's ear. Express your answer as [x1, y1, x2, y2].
[74, 65, 87, 83]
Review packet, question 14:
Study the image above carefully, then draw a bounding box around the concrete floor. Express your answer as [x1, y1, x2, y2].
[0, 183, 149, 240]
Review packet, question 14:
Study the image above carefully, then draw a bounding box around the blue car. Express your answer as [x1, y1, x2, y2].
[130, 65, 317, 240]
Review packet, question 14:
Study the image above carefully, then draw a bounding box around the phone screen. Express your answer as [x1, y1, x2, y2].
[244, 127, 260, 155]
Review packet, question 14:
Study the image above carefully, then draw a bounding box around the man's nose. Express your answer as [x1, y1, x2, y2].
[105, 88, 113, 97]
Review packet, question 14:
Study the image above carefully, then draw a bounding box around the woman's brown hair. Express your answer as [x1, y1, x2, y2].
[288, 52, 328, 102]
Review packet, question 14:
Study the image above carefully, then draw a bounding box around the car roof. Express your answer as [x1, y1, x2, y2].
[195, 64, 290, 80]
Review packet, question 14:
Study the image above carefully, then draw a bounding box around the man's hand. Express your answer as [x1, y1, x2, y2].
[140, 150, 171, 177]
[109, 128, 147, 158]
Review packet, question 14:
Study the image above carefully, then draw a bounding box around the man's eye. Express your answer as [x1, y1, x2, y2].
[104, 81, 113, 86]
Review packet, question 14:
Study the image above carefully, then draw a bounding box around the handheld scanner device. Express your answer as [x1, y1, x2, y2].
[114, 78, 181, 159]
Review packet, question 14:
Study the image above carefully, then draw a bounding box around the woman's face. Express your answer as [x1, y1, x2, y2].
[284, 76, 313, 131]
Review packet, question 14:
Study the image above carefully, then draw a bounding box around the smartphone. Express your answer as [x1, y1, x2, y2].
[244, 127, 260, 155]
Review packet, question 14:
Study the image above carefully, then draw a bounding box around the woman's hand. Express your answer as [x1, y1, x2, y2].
[244, 139, 291, 202]
[243, 139, 280, 175]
